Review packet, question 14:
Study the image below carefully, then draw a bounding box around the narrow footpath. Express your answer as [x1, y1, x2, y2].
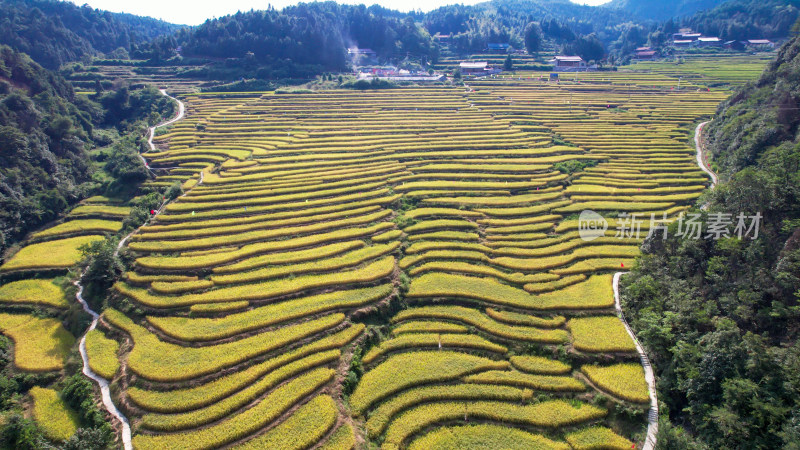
[612, 119, 718, 449]
[613, 273, 658, 450]
[695, 121, 718, 188]
[74, 89, 187, 450]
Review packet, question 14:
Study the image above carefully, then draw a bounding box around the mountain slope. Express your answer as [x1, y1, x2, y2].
[621, 33, 800, 448]
[605, 0, 727, 21]
[0, 0, 179, 69]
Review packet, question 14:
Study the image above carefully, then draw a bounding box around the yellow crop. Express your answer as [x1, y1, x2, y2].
[235, 395, 337, 450]
[350, 351, 509, 414]
[565, 426, 635, 450]
[0, 313, 74, 372]
[31, 219, 121, 239]
[147, 285, 391, 341]
[68, 205, 131, 218]
[485, 308, 565, 328]
[510, 356, 572, 375]
[141, 352, 338, 430]
[128, 210, 391, 252]
[567, 316, 637, 353]
[404, 219, 478, 233]
[582, 363, 649, 403]
[29, 387, 79, 442]
[394, 306, 567, 343]
[213, 240, 363, 273]
[189, 301, 248, 313]
[0, 279, 69, 308]
[210, 243, 398, 285]
[85, 329, 120, 379]
[0, 235, 104, 272]
[120, 257, 394, 308]
[463, 370, 586, 391]
[408, 272, 610, 311]
[319, 423, 356, 450]
[128, 326, 361, 412]
[135, 224, 392, 270]
[362, 333, 507, 364]
[105, 308, 342, 381]
[408, 424, 570, 450]
[393, 321, 468, 335]
[383, 400, 605, 447]
[132, 368, 334, 449]
[150, 279, 214, 294]
[365, 383, 526, 438]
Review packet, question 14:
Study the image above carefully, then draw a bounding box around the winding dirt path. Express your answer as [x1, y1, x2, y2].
[75, 90, 187, 450]
[139, 89, 186, 175]
[695, 121, 718, 188]
[610, 120, 718, 449]
[613, 273, 657, 450]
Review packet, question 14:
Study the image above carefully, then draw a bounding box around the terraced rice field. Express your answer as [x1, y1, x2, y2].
[0, 57, 757, 448]
[87, 74, 737, 449]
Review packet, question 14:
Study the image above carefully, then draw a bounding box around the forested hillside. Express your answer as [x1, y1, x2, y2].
[0, 45, 175, 260]
[621, 33, 800, 448]
[0, 0, 179, 69]
[423, 0, 632, 54]
[605, 0, 727, 21]
[675, 0, 799, 41]
[138, 3, 438, 76]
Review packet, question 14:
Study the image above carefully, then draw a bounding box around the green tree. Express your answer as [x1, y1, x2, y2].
[524, 22, 543, 54]
[504, 54, 513, 71]
[79, 238, 124, 306]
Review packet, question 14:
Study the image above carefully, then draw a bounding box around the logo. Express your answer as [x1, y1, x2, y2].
[579, 210, 608, 241]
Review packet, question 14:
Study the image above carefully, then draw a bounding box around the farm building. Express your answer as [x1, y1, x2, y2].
[746, 39, 775, 48]
[487, 43, 511, 53]
[673, 40, 693, 48]
[347, 48, 376, 56]
[549, 56, 592, 72]
[347, 48, 376, 65]
[459, 62, 501, 77]
[635, 50, 657, 60]
[698, 37, 722, 47]
[673, 32, 701, 41]
[724, 40, 745, 51]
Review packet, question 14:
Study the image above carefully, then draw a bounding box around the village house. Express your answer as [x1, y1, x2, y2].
[486, 43, 511, 53]
[634, 47, 657, 60]
[697, 37, 722, 47]
[745, 39, 775, 49]
[459, 61, 501, 77]
[549, 56, 591, 72]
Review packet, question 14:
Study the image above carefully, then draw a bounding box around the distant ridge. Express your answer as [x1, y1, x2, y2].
[604, 0, 728, 21]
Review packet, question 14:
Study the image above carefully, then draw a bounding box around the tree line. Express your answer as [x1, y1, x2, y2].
[621, 30, 800, 448]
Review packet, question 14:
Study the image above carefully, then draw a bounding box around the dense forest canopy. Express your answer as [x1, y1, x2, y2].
[0, 0, 179, 69]
[678, 0, 800, 40]
[621, 33, 800, 448]
[137, 2, 438, 75]
[604, 0, 729, 21]
[0, 44, 174, 258]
